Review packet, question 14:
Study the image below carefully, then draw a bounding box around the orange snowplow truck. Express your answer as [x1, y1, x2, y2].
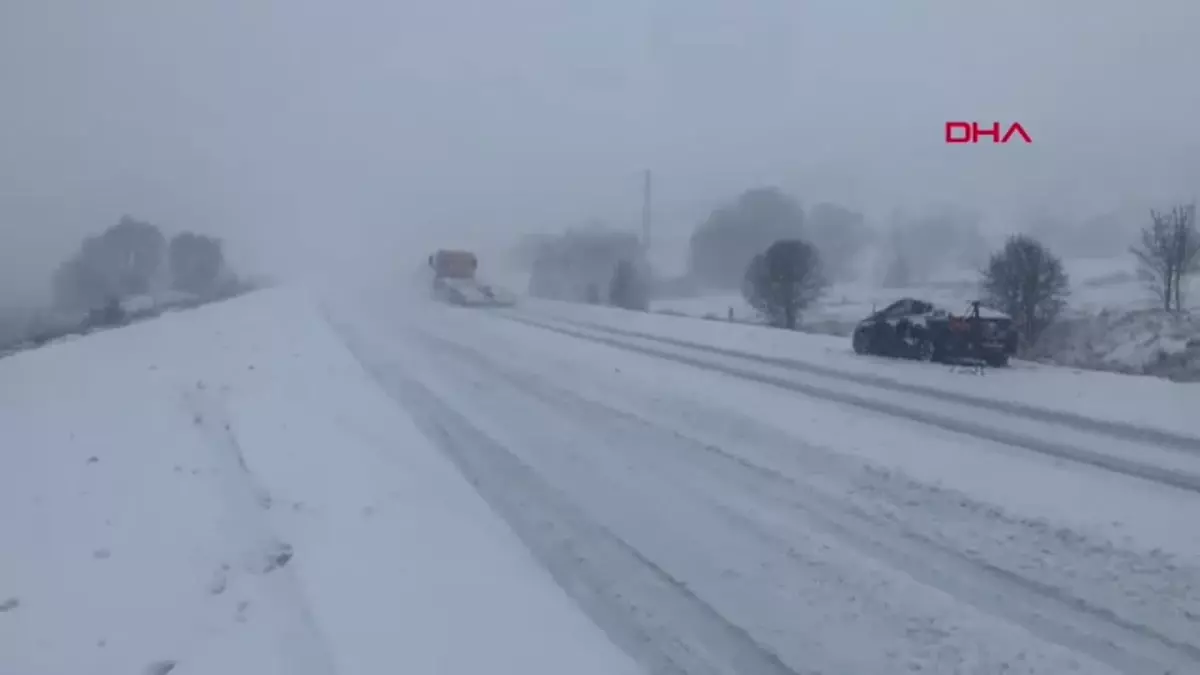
[428, 249, 478, 280]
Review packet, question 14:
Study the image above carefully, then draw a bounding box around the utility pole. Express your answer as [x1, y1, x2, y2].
[641, 169, 652, 254]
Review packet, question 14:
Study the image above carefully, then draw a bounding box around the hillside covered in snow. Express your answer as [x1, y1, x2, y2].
[0, 288, 638, 675]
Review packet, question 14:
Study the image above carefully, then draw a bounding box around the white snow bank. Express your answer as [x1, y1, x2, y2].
[1029, 307, 1200, 381]
[520, 298, 1200, 440]
[0, 287, 639, 675]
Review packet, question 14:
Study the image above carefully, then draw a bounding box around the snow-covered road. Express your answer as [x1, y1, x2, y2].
[0, 289, 643, 675]
[498, 313, 1200, 493]
[334, 293, 1200, 675]
[6, 285, 1199, 675]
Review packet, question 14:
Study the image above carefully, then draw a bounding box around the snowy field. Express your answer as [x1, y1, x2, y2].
[4, 278, 1200, 674]
[339, 286, 1200, 674]
[0, 287, 639, 675]
[651, 255, 1200, 379]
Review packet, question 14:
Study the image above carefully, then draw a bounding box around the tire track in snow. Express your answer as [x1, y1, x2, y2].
[516, 311, 1200, 455]
[416, 328, 1200, 675]
[180, 385, 339, 675]
[330, 324, 805, 675]
[496, 313, 1200, 495]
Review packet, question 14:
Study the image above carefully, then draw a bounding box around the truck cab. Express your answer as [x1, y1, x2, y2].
[429, 250, 478, 281]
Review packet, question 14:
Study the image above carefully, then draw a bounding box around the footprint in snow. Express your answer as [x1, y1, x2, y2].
[261, 542, 293, 573]
[145, 659, 177, 675]
[208, 568, 229, 595]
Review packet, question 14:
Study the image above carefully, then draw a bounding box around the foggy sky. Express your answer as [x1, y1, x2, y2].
[2, 0, 1199, 302]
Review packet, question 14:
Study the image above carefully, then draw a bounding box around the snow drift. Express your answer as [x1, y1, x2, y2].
[1029, 308, 1200, 381]
[0, 287, 637, 675]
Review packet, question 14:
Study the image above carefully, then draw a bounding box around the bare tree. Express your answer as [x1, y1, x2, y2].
[807, 202, 870, 281]
[881, 250, 911, 288]
[1131, 204, 1199, 312]
[689, 187, 806, 290]
[742, 239, 826, 329]
[880, 205, 986, 285]
[50, 215, 167, 311]
[980, 234, 1070, 346]
[169, 232, 225, 296]
[527, 225, 645, 303]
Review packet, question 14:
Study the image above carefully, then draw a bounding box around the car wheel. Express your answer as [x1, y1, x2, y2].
[852, 329, 870, 354]
[985, 354, 1009, 367]
[914, 337, 936, 362]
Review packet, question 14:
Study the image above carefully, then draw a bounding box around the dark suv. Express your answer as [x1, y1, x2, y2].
[851, 298, 1019, 366]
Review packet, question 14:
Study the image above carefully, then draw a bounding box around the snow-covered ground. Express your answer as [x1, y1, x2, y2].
[6, 276, 1200, 674]
[652, 255, 1200, 379]
[329, 286, 1200, 674]
[516, 297, 1200, 439]
[0, 287, 640, 675]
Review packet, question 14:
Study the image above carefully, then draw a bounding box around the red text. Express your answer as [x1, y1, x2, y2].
[945, 122, 1032, 144]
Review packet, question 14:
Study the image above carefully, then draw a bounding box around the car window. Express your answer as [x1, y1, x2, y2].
[872, 302, 892, 317]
